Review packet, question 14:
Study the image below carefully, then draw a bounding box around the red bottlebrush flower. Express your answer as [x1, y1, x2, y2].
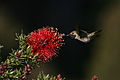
[50, 78, 55, 80]
[23, 64, 32, 74]
[16, 53, 21, 57]
[20, 64, 32, 79]
[57, 74, 61, 79]
[0, 64, 7, 76]
[91, 75, 98, 80]
[26, 27, 64, 61]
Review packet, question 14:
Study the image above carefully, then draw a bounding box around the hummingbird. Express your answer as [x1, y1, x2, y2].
[0, 45, 3, 54]
[0, 45, 3, 48]
[67, 28, 101, 43]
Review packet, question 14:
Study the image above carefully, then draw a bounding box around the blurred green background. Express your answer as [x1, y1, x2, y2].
[0, 0, 120, 80]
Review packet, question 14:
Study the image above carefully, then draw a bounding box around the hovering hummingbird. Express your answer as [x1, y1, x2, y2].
[0, 45, 3, 48]
[67, 28, 101, 43]
[0, 45, 3, 54]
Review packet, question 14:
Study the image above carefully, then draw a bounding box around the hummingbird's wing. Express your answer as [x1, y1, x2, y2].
[75, 25, 88, 38]
[80, 30, 88, 34]
[79, 30, 88, 38]
[75, 25, 80, 34]
[78, 29, 101, 43]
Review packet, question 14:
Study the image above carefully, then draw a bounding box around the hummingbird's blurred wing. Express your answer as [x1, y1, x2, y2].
[75, 25, 80, 34]
[75, 25, 88, 38]
[80, 30, 88, 34]
[79, 29, 102, 43]
[79, 30, 88, 38]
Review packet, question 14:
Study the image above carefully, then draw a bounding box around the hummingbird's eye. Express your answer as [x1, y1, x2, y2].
[71, 32, 74, 34]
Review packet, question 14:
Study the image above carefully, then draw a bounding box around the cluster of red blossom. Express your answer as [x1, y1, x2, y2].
[50, 74, 62, 80]
[91, 75, 98, 80]
[26, 27, 64, 61]
[20, 64, 32, 79]
[0, 64, 7, 76]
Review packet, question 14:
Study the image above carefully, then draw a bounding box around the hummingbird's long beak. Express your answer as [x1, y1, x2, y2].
[66, 34, 70, 36]
[66, 34, 76, 39]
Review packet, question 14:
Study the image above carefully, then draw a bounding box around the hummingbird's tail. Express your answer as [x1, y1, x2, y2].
[95, 29, 102, 33]
[88, 29, 102, 38]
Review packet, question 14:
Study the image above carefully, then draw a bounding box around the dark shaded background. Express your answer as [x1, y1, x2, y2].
[0, 0, 120, 80]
